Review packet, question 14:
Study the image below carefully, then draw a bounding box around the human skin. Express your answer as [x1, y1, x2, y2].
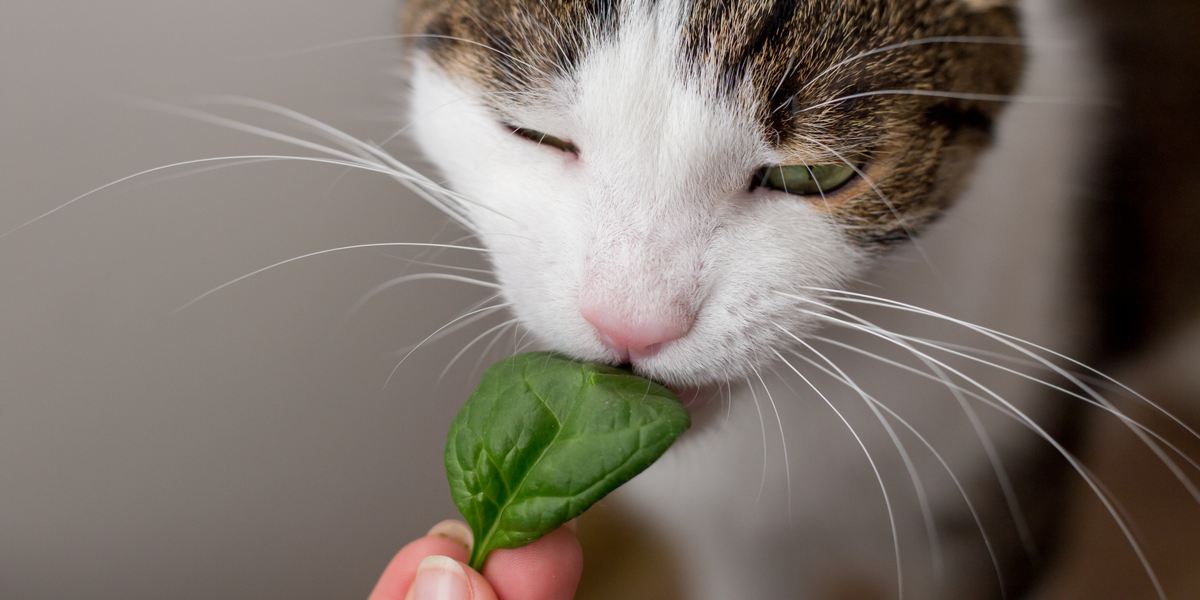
[369, 521, 583, 600]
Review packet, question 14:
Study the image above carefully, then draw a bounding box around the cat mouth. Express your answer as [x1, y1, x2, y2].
[663, 381, 709, 411]
[617, 362, 694, 403]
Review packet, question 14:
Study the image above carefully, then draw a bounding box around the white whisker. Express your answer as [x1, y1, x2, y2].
[189, 96, 514, 224]
[783, 346, 1008, 598]
[799, 89, 1096, 114]
[125, 98, 478, 230]
[470, 319, 522, 380]
[722, 380, 734, 426]
[778, 326, 944, 584]
[342, 272, 500, 329]
[744, 373, 771, 508]
[439, 318, 521, 381]
[808, 332, 1200, 477]
[384, 257, 494, 277]
[789, 304, 1166, 600]
[773, 349, 905, 600]
[809, 289, 1200, 504]
[794, 134, 938, 273]
[383, 302, 512, 389]
[750, 364, 793, 524]
[802, 297, 1039, 561]
[0, 155, 412, 241]
[172, 242, 487, 314]
[788, 36, 1029, 105]
[388, 294, 503, 357]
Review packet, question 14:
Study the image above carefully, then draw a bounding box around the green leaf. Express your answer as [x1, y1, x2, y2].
[444, 352, 690, 570]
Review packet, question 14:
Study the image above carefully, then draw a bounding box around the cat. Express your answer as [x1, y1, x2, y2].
[397, 1, 1115, 597]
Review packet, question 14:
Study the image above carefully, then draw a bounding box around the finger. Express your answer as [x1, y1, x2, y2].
[404, 555, 498, 600]
[370, 521, 473, 600]
[481, 526, 583, 600]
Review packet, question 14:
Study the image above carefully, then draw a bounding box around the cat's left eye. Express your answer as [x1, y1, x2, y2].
[755, 164, 857, 196]
[509, 126, 578, 154]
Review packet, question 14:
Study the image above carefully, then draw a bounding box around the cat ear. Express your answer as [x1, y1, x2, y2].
[961, 0, 1014, 11]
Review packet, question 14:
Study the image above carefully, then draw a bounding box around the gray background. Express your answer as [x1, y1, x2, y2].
[1, 1, 491, 597]
[7, 1, 1200, 599]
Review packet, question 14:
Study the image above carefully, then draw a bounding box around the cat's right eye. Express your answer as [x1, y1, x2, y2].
[508, 125, 579, 155]
[754, 164, 857, 196]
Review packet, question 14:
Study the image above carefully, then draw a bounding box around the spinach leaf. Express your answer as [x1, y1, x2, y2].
[444, 353, 689, 570]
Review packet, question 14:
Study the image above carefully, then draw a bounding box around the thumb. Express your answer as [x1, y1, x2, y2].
[405, 556, 497, 600]
[481, 526, 583, 600]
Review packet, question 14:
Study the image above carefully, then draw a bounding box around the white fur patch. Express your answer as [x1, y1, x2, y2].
[408, 0, 862, 387]
[405, 0, 1102, 597]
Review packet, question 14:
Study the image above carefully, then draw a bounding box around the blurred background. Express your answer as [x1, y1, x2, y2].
[1, 1, 1198, 598]
[1, 1, 493, 597]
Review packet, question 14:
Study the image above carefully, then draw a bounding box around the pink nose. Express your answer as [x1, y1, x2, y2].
[581, 305, 694, 362]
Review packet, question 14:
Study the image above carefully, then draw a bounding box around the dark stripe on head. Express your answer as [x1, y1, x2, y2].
[401, 0, 1025, 248]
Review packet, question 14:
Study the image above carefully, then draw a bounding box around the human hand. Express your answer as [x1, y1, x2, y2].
[369, 520, 583, 600]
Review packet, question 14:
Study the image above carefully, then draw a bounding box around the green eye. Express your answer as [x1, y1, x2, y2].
[510, 126, 578, 154]
[757, 164, 856, 196]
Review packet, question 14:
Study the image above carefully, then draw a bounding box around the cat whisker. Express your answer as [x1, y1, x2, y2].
[342, 272, 500, 331]
[790, 306, 1166, 600]
[905, 337, 1151, 396]
[768, 56, 799, 112]
[807, 289, 1200, 503]
[463, 9, 565, 84]
[782, 345, 1008, 598]
[808, 331, 1200, 477]
[0, 154, 407, 242]
[127, 98, 479, 230]
[744, 371, 771, 509]
[800, 290, 1200, 570]
[116, 157, 286, 194]
[799, 296, 1039, 561]
[750, 363, 793, 525]
[469, 319, 523, 381]
[808, 331, 1062, 557]
[397, 231, 496, 272]
[383, 301, 512, 390]
[125, 99, 377, 169]
[884, 331, 1200, 472]
[904, 336, 1090, 382]
[777, 325, 945, 584]
[381, 257, 494, 277]
[788, 36, 1029, 105]
[794, 134, 938, 272]
[513, 326, 535, 354]
[171, 242, 487, 314]
[318, 92, 496, 207]
[772, 348, 905, 600]
[188, 95, 513, 224]
[531, 0, 573, 67]
[798, 89, 1100, 114]
[801, 164, 835, 214]
[439, 317, 522, 382]
[387, 293, 503, 356]
[721, 380, 734, 426]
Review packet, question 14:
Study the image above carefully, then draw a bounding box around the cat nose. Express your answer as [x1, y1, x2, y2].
[581, 305, 694, 362]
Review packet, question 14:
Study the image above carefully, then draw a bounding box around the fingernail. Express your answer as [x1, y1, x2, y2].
[409, 556, 469, 600]
[427, 520, 473, 549]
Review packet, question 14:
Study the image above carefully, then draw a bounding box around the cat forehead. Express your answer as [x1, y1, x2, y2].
[405, 0, 1021, 143]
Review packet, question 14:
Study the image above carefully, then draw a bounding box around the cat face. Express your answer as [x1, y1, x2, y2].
[401, 0, 1023, 386]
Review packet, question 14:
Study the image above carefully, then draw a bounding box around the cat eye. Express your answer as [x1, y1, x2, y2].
[509, 125, 579, 154]
[755, 164, 857, 196]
